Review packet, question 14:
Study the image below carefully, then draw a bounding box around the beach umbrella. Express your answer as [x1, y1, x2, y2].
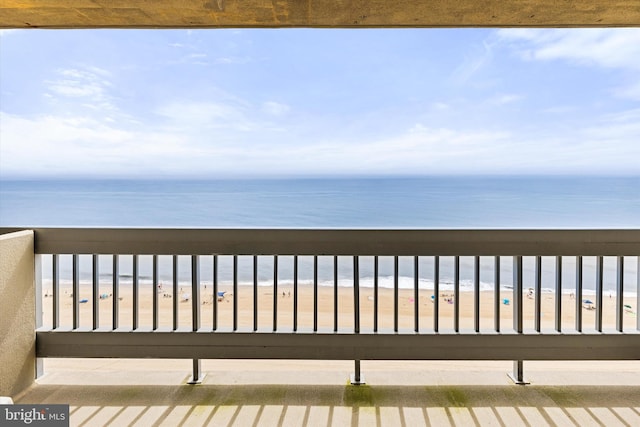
[582, 299, 595, 310]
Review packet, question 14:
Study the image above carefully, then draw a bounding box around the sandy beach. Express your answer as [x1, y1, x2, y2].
[41, 284, 637, 333]
[32, 284, 640, 427]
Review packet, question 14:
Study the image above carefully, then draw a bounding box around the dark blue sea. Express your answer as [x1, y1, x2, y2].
[1, 176, 639, 228]
[1, 176, 638, 293]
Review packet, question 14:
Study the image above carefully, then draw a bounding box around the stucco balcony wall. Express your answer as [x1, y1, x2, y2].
[0, 230, 35, 397]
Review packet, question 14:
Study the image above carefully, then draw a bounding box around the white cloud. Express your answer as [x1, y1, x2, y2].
[214, 56, 251, 64]
[430, 102, 450, 111]
[451, 41, 494, 85]
[2, 106, 638, 177]
[487, 94, 523, 105]
[262, 101, 290, 116]
[154, 101, 257, 131]
[497, 28, 640, 70]
[582, 108, 640, 141]
[43, 66, 120, 114]
[0, 112, 186, 177]
[48, 82, 102, 98]
[497, 28, 640, 103]
[613, 80, 640, 101]
[181, 53, 208, 65]
[541, 106, 577, 114]
[334, 116, 640, 175]
[2, 29, 638, 178]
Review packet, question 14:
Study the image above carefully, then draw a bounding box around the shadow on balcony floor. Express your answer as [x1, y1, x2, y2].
[13, 360, 640, 426]
[15, 383, 640, 426]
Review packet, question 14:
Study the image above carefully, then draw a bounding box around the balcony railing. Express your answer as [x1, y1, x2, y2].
[11, 228, 640, 384]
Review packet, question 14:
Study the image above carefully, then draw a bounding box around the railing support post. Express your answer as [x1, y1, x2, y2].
[188, 255, 204, 384]
[511, 360, 526, 385]
[350, 359, 365, 385]
[188, 358, 203, 385]
[508, 255, 529, 385]
[187, 359, 204, 385]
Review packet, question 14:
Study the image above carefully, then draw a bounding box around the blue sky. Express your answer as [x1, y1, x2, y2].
[1, 28, 639, 178]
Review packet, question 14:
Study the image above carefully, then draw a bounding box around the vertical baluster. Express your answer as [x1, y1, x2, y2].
[510, 255, 527, 384]
[112, 255, 119, 330]
[314, 255, 318, 332]
[454, 256, 460, 333]
[434, 256, 440, 333]
[354, 256, 360, 334]
[152, 254, 159, 331]
[535, 256, 542, 333]
[273, 255, 278, 332]
[474, 256, 480, 333]
[414, 256, 419, 333]
[394, 256, 399, 332]
[494, 256, 500, 333]
[192, 255, 200, 331]
[334, 256, 338, 332]
[73, 254, 79, 330]
[132, 254, 139, 330]
[212, 255, 217, 331]
[374, 256, 379, 333]
[555, 256, 562, 332]
[189, 254, 202, 384]
[172, 255, 178, 331]
[616, 256, 624, 332]
[595, 256, 603, 332]
[350, 258, 365, 386]
[92, 254, 99, 330]
[253, 255, 258, 332]
[293, 255, 298, 332]
[52, 254, 60, 329]
[513, 256, 524, 334]
[575, 256, 583, 332]
[233, 255, 238, 332]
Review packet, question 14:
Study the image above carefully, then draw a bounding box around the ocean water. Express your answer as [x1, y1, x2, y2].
[1, 176, 638, 294]
[1, 176, 639, 228]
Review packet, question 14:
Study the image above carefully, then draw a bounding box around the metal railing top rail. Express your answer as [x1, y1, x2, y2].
[2, 227, 639, 256]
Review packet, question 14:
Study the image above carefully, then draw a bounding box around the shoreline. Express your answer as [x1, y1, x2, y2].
[41, 279, 639, 297]
[41, 284, 637, 332]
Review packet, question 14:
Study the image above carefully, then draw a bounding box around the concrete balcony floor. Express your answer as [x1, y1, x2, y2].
[15, 360, 640, 426]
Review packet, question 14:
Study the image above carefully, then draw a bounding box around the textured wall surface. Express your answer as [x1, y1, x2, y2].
[1, 0, 639, 29]
[0, 230, 35, 397]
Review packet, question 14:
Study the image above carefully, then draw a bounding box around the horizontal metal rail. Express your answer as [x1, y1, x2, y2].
[36, 331, 640, 360]
[2, 227, 638, 256]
